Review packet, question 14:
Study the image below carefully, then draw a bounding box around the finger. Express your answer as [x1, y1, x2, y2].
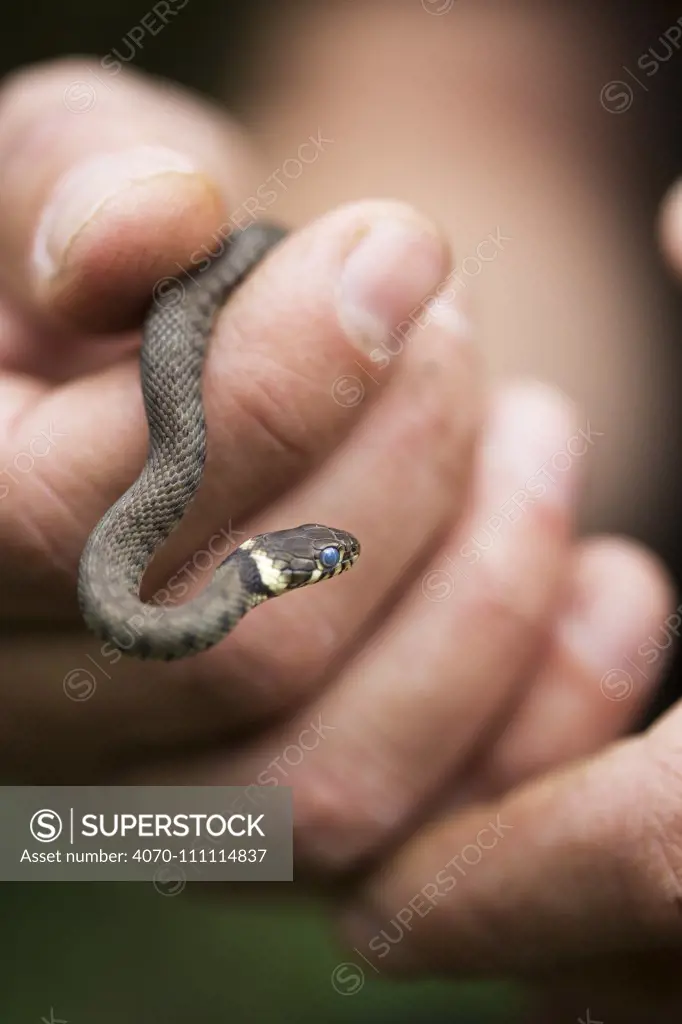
[188, 288, 482, 713]
[659, 178, 682, 279]
[0, 293, 140, 381]
[0, 276, 476, 768]
[461, 536, 674, 800]
[0, 630, 230, 780]
[0, 201, 453, 758]
[59, 288, 479, 765]
[149, 382, 583, 871]
[285, 382, 581, 871]
[0, 58, 261, 331]
[1, 198, 447, 609]
[340, 661, 682, 978]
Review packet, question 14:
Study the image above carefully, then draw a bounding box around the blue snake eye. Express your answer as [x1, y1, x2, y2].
[320, 545, 341, 569]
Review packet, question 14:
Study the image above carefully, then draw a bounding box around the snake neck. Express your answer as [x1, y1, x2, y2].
[77, 541, 270, 660]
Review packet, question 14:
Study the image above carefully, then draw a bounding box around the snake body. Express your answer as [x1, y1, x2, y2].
[78, 223, 360, 661]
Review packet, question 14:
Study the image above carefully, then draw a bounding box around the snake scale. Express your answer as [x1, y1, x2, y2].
[78, 222, 360, 661]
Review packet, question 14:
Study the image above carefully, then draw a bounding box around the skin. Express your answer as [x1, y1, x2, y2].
[241, 0, 677, 541]
[0, 55, 678, 1020]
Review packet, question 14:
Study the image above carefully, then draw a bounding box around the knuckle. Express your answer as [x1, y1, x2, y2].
[293, 759, 402, 876]
[0, 57, 98, 110]
[617, 743, 682, 936]
[218, 322, 327, 482]
[0, 59, 114, 196]
[18, 469, 85, 575]
[0, 413, 82, 579]
[225, 367, 316, 488]
[398, 348, 481, 483]
[465, 554, 537, 640]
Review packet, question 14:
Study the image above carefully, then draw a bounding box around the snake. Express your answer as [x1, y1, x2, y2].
[77, 222, 361, 661]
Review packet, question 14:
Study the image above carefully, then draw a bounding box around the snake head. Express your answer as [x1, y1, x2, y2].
[243, 523, 360, 594]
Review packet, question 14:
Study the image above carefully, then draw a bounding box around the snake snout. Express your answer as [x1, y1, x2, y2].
[278, 524, 361, 589]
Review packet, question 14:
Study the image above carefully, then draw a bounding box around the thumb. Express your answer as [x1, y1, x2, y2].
[0, 58, 260, 332]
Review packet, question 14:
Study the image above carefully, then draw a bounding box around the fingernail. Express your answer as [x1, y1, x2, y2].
[483, 382, 579, 507]
[32, 145, 206, 283]
[559, 543, 667, 678]
[338, 214, 448, 354]
[426, 291, 473, 339]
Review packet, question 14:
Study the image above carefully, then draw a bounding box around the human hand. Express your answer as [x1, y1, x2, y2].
[123, 188, 670, 909]
[0, 61, 672, 939]
[323, 184, 682, 1024]
[0, 58, 474, 778]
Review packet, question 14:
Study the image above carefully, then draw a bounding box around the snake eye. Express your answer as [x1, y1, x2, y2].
[319, 545, 341, 569]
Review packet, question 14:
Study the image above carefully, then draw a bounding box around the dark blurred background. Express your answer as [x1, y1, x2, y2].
[1, 2, 681, 1022]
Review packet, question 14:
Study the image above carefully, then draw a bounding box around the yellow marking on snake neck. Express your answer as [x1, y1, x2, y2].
[248, 549, 289, 595]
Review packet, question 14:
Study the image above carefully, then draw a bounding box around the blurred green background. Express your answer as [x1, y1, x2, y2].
[4, 882, 519, 1021]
